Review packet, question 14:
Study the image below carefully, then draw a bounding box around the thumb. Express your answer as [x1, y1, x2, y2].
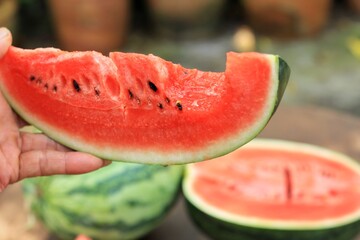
[0, 27, 12, 59]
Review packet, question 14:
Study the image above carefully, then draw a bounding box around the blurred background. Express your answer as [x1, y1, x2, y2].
[1, 0, 359, 116]
[1, 1, 360, 239]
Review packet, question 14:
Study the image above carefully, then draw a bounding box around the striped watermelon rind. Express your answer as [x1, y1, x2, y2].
[182, 139, 360, 240]
[22, 162, 184, 240]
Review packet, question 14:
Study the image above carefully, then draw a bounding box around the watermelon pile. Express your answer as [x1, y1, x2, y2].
[183, 139, 360, 240]
[22, 162, 183, 240]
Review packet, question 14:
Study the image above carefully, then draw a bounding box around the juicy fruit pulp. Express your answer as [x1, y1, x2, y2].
[188, 143, 360, 224]
[183, 139, 360, 240]
[0, 47, 290, 164]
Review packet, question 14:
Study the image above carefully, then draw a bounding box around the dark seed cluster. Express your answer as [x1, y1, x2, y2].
[28, 74, 185, 111]
[29, 75, 104, 97]
[29, 75, 58, 92]
[126, 80, 183, 111]
[29, 75, 94, 96]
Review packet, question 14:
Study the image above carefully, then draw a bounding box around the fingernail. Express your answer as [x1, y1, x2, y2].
[0, 27, 9, 40]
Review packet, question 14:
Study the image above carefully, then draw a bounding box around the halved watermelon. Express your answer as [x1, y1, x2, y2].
[183, 139, 360, 240]
[0, 47, 289, 164]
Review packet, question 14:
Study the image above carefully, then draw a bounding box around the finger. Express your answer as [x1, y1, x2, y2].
[0, 27, 12, 59]
[0, 156, 11, 192]
[18, 150, 111, 181]
[20, 132, 70, 152]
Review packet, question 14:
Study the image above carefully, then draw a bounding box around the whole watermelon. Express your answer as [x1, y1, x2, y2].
[22, 162, 183, 240]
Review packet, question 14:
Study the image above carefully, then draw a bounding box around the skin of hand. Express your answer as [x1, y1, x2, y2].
[75, 235, 92, 240]
[0, 27, 111, 192]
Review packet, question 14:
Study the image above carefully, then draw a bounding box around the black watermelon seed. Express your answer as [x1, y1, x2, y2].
[148, 81, 158, 92]
[128, 90, 134, 99]
[176, 101, 183, 111]
[29, 75, 36, 81]
[72, 79, 81, 92]
[94, 87, 100, 96]
[158, 103, 163, 109]
[52, 85, 58, 92]
[165, 97, 170, 104]
[44, 83, 49, 89]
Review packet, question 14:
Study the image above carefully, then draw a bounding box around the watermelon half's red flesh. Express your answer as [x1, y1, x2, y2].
[0, 47, 290, 164]
[184, 139, 360, 229]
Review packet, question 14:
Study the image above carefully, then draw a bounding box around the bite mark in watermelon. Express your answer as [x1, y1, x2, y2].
[183, 139, 360, 240]
[0, 47, 290, 164]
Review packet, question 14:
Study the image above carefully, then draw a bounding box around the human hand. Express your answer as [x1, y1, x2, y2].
[0, 27, 110, 192]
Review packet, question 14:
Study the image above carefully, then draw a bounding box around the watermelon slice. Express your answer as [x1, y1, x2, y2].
[0, 47, 290, 164]
[183, 139, 360, 240]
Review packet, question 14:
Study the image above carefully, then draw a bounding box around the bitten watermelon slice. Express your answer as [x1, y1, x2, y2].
[0, 47, 290, 164]
[183, 139, 360, 240]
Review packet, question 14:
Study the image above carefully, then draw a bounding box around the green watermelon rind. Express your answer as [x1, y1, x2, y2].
[0, 52, 289, 165]
[185, 199, 360, 240]
[19, 125, 43, 134]
[205, 55, 289, 165]
[22, 163, 184, 240]
[182, 139, 360, 239]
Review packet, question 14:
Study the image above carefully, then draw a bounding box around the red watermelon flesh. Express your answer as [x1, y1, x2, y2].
[188, 140, 360, 223]
[0, 47, 289, 164]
